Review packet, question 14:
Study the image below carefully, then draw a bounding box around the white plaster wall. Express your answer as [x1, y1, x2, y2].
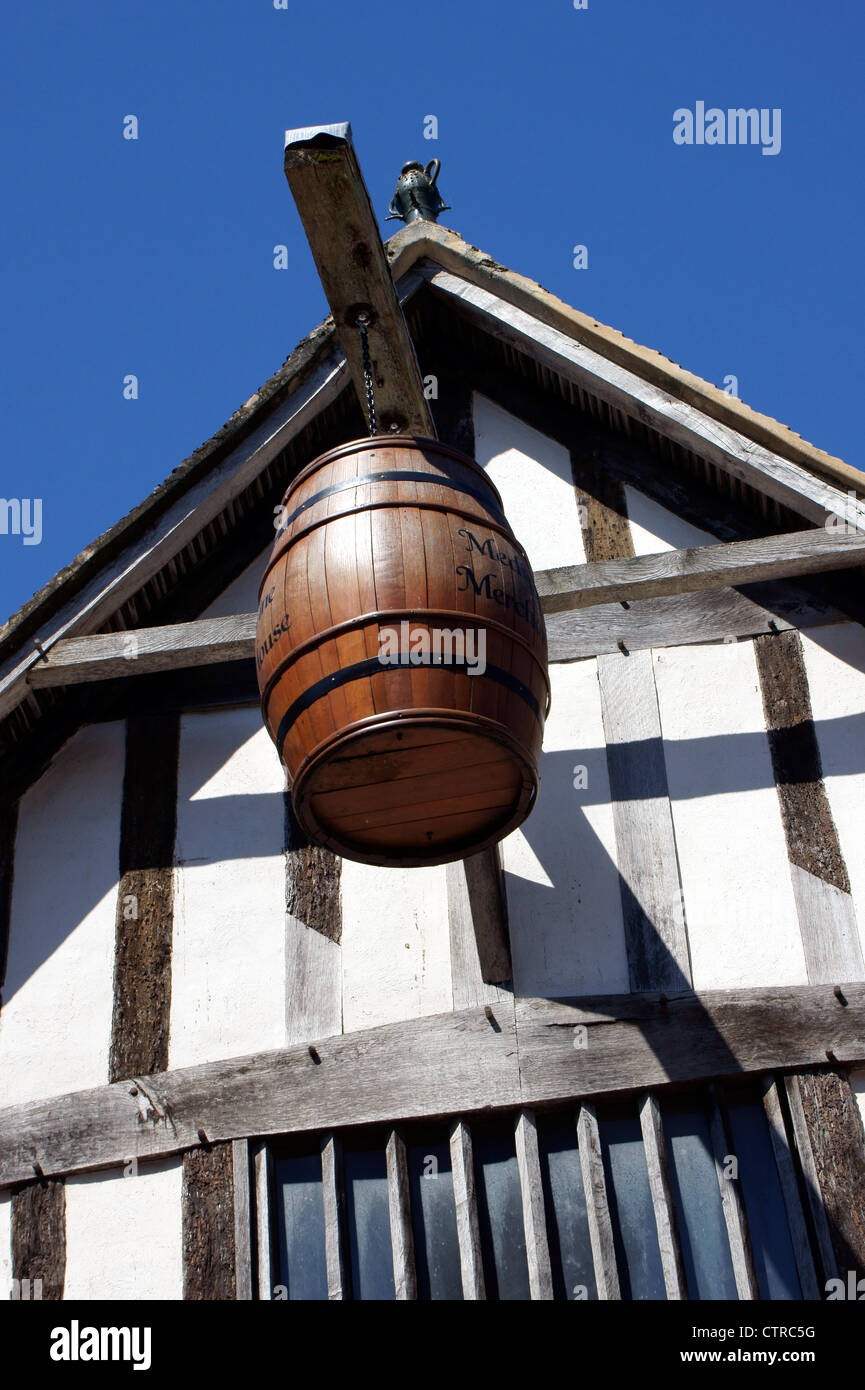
[0, 1192, 11, 1299]
[851, 1068, 865, 1138]
[0, 722, 124, 1107]
[340, 863, 451, 1031]
[202, 544, 271, 619]
[64, 1159, 183, 1300]
[473, 394, 586, 572]
[654, 640, 807, 990]
[799, 624, 865, 958]
[624, 486, 718, 555]
[170, 707, 287, 1068]
[503, 660, 629, 998]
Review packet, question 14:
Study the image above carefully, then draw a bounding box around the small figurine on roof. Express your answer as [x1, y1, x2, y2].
[387, 159, 450, 224]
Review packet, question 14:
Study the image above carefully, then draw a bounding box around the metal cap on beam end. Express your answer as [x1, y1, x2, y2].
[285, 122, 352, 152]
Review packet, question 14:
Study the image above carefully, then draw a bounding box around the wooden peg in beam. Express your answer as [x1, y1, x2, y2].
[283, 123, 435, 437]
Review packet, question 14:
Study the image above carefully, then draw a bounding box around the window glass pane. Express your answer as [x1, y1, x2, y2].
[726, 1091, 802, 1300]
[662, 1101, 738, 1300]
[598, 1108, 666, 1300]
[473, 1123, 530, 1300]
[538, 1117, 597, 1301]
[344, 1144, 395, 1301]
[274, 1151, 328, 1300]
[407, 1139, 462, 1300]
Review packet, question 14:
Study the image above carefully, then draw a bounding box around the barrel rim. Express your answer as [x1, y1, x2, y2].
[279, 435, 506, 509]
[290, 710, 538, 868]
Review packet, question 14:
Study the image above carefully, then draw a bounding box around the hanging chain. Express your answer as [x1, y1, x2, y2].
[355, 311, 378, 436]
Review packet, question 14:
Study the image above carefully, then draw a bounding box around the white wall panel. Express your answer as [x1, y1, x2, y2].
[625, 486, 717, 555]
[64, 1159, 183, 1300]
[851, 1068, 865, 1137]
[654, 640, 807, 990]
[171, 707, 286, 1068]
[503, 660, 629, 998]
[799, 624, 865, 959]
[340, 862, 451, 1031]
[0, 723, 124, 1107]
[473, 394, 586, 572]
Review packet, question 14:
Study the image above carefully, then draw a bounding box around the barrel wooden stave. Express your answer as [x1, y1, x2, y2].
[257, 436, 548, 867]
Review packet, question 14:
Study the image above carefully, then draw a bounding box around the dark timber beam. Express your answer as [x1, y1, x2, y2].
[25, 526, 862, 687]
[0, 984, 862, 1188]
[283, 123, 435, 436]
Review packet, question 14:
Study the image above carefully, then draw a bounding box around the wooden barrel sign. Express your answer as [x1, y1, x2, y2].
[257, 436, 550, 867]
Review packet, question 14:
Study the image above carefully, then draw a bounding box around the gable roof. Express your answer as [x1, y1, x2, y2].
[0, 223, 861, 777]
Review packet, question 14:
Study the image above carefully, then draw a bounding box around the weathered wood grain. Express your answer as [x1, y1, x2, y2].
[321, 1133, 348, 1300]
[708, 1085, 758, 1299]
[232, 1138, 253, 1301]
[760, 1077, 820, 1300]
[754, 630, 864, 983]
[783, 1073, 839, 1283]
[598, 649, 691, 992]
[577, 1104, 620, 1299]
[110, 713, 179, 1081]
[182, 1142, 236, 1300]
[284, 793, 342, 1046]
[1, 987, 862, 1188]
[513, 984, 865, 1108]
[446, 848, 512, 1009]
[639, 1091, 687, 1299]
[546, 584, 842, 663]
[11, 1177, 65, 1300]
[789, 1066, 865, 1286]
[514, 1110, 553, 1300]
[254, 1143, 275, 1301]
[535, 527, 865, 616]
[284, 125, 434, 437]
[450, 1119, 485, 1299]
[427, 267, 865, 530]
[386, 1129, 417, 1300]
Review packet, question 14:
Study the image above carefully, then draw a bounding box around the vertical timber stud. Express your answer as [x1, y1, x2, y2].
[284, 793, 343, 1044]
[577, 1103, 621, 1299]
[182, 1143, 237, 1300]
[754, 629, 864, 981]
[572, 445, 691, 993]
[321, 1133, 348, 1300]
[639, 1091, 688, 1299]
[386, 1129, 417, 1299]
[254, 1143, 276, 1302]
[761, 1077, 821, 1300]
[110, 713, 179, 1081]
[450, 1120, 485, 1299]
[514, 1110, 553, 1299]
[446, 848, 512, 1009]
[11, 1178, 65, 1300]
[786, 1067, 865, 1289]
[232, 1139, 254, 1301]
[755, 630, 865, 1290]
[708, 1085, 759, 1300]
[283, 124, 435, 437]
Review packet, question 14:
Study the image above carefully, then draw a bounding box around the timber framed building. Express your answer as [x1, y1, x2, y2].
[1, 217, 864, 1300]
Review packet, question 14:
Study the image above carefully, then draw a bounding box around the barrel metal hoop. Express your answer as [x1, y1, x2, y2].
[283, 435, 506, 508]
[258, 501, 533, 604]
[258, 606, 551, 713]
[273, 655, 543, 757]
[274, 470, 508, 541]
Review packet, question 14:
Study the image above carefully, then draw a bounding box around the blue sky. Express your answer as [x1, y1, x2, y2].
[1, 0, 862, 623]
